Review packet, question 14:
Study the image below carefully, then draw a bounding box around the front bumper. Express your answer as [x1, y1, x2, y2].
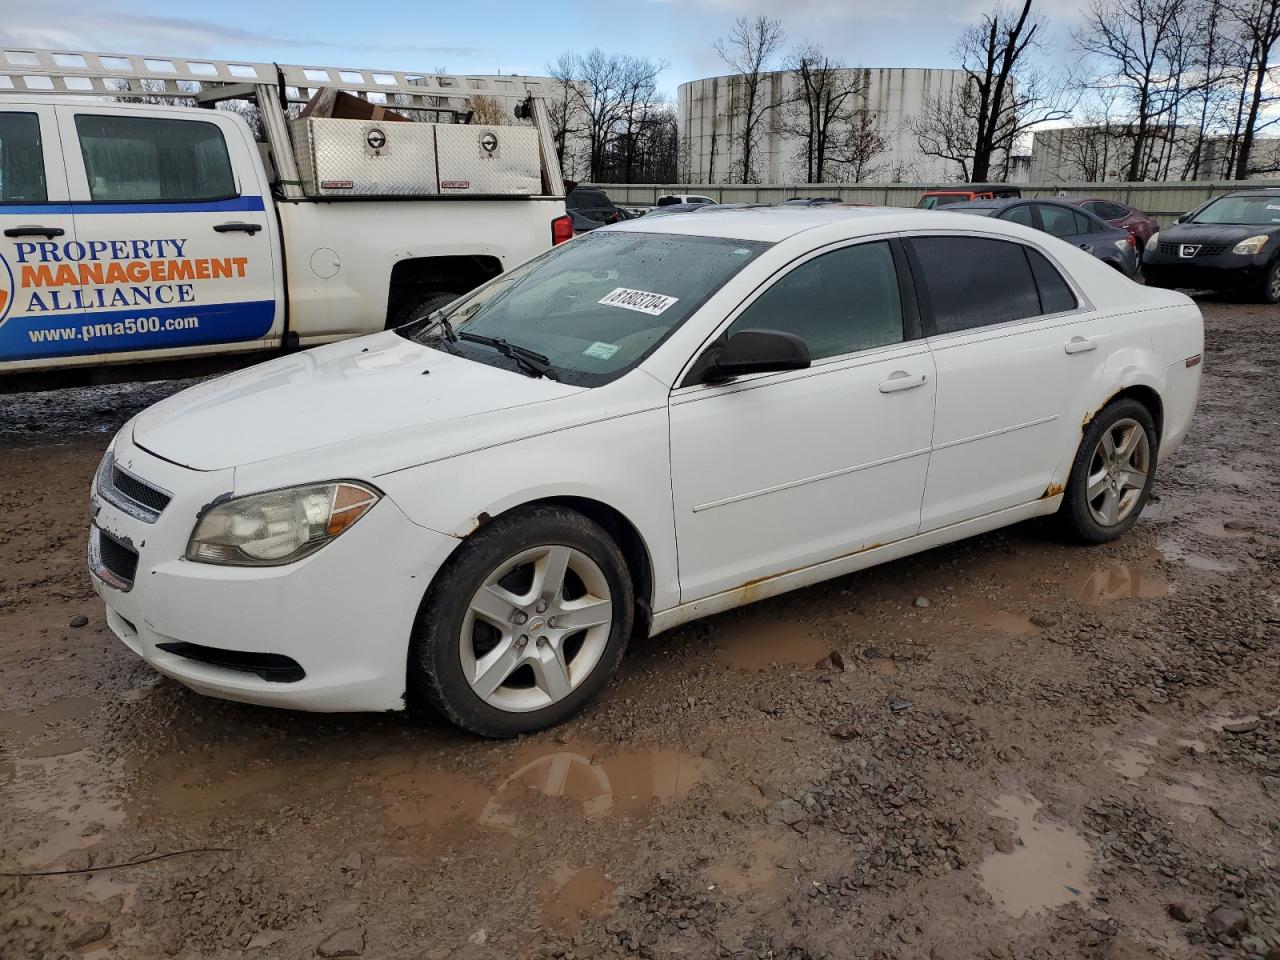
[89, 433, 460, 712]
[1142, 249, 1269, 290]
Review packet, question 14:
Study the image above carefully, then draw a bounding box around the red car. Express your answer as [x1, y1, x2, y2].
[1059, 197, 1160, 253]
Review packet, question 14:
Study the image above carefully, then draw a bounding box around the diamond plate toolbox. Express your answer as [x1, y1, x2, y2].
[291, 118, 439, 197]
[435, 125, 541, 196]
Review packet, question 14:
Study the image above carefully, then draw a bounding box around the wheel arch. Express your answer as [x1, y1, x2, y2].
[1089, 383, 1165, 446]
[385, 255, 503, 328]
[467, 495, 656, 638]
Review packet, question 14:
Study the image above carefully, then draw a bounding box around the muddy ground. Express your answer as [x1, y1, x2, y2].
[1, 299, 1277, 960]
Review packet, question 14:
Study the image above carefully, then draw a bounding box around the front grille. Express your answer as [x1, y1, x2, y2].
[98, 453, 171, 522]
[1158, 241, 1230, 257]
[91, 526, 139, 590]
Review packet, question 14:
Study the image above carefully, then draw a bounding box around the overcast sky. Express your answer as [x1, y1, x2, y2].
[4, 0, 1083, 97]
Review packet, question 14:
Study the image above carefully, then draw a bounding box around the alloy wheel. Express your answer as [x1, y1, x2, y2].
[1085, 417, 1151, 527]
[459, 545, 613, 712]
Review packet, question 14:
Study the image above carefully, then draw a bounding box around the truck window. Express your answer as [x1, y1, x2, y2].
[74, 114, 236, 203]
[0, 112, 47, 202]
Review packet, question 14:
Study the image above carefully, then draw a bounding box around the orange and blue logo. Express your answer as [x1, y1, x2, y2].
[0, 251, 13, 325]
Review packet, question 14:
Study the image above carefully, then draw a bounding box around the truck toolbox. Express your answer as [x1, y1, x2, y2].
[291, 117, 440, 197]
[435, 125, 541, 196]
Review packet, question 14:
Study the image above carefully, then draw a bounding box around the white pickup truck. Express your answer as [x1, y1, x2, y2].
[0, 49, 569, 387]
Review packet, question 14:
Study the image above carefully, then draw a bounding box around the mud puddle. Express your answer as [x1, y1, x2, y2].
[542, 865, 617, 931]
[1074, 555, 1168, 603]
[980, 794, 1094, 917]
[1, 695, 96, 758]
[712, 613, 830, 669]
[382, 741, 716, 839]
[1159, 539, 1236, 573]
[973, 545, 1169, 607]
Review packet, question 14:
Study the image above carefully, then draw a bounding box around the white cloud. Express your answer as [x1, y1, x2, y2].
[664, 0, 1087, 24]
[0, 0, 480, 61]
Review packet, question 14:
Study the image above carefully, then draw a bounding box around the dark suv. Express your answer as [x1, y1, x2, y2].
[1142, 189, 1280, 302]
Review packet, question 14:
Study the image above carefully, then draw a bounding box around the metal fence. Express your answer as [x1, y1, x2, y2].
[585, 181, 1280, 219]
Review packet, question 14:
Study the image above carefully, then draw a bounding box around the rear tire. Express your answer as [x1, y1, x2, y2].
[1059, 398, 1158, 544]
[387, 291, 459, 330]
[1256, 260, 1280, 304]
[408, 506, 634, 738]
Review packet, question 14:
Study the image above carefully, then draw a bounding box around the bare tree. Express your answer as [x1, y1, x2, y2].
[714, 15, 785, 182]
[909, 85, 984, 180]
[468, 94, 508, 126]
[548, 49, 665, 182]
[782, 43, 863, 182]
[1075, 0, 1196, 181]
[1225, 0, 1280, 176]
[833, 106, 890, 182]
[914, 0, 1071, 181]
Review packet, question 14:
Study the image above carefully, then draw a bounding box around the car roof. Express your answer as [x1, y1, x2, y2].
[603, 205, 1042, 243]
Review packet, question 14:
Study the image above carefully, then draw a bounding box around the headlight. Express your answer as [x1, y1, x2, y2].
[1146, 231, 1159, 249]
[186, 481, 380, 566]
[1232, 235, 1269, 255]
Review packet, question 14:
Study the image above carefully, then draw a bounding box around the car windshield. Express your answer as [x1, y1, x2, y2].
[397, 230, 771, 386]
[921, 194, 971, 209]
[1191, 194, 1280, 225]
[950, 205, 998, 216]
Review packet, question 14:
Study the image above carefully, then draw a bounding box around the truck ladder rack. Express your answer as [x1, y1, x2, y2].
[0, 47, 564, 199]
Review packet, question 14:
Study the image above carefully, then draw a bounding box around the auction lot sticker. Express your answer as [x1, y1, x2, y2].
[598, 287, 679, 316]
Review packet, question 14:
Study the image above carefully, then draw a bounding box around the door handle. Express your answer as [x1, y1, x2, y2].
[1064, 336, 1098, 355]
[878, 371, 928, 393]
[213, 222, 262, 235]
[4, 225, 64, 239]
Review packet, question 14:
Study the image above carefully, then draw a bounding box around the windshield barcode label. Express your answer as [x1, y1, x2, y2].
[598, 287, 679, 316]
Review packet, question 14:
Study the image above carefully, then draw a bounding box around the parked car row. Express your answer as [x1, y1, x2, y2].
[941, 197, 1141, 279]
[569, 185, 1280, 303]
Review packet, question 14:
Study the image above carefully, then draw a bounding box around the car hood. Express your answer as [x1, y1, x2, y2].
[1160, 222, 1280, 243]
[131, 332, 583, 471]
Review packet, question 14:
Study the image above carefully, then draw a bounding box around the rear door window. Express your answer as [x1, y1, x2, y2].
[1035, 204, 1081, 239]
[74, 114, 236, 202]
[907, 236, 1042, 334]
[0, 112, 47, 202]
[998, 204, 1034, 227]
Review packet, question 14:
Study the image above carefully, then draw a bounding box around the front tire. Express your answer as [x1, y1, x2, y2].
[1257, 260, 1280, 304]
[1059, 398, 1158, 544]
[409, 506, 634, 738]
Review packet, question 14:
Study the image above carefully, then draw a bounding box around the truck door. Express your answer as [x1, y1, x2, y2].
[55, 104, 282, 363]
[0, 104, 83, 365]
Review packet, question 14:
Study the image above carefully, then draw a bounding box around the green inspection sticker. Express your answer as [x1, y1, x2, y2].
[583, 341, 620, 360]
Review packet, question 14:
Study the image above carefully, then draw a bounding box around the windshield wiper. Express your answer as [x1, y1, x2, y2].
[459, 332, 558, 380]
[421, 311, 457, 342]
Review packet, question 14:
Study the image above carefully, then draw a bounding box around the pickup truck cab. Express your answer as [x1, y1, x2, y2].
[0, 50, 569, 387]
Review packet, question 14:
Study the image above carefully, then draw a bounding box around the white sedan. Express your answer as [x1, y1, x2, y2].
[88, 207, 1204, 737]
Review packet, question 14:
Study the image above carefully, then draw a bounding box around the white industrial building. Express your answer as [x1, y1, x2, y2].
[677, 67, 971, 184]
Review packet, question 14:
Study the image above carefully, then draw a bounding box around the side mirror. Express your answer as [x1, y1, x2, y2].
[696, 329, 811, 384]
[1175, 214, 1187, 223]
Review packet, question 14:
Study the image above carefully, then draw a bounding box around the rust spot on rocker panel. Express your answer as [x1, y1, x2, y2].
[734, 542, 884, 605]
[1042, 483, 1065, 499]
